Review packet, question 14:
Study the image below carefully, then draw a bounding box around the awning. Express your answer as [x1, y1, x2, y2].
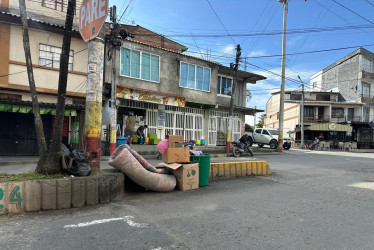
[216, 104, 264, 115]
[307, 123, 352, 132]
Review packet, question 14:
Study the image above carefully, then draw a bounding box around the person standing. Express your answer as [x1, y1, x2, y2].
[136, 125, 148, 144]
[125, 111, 136, 144]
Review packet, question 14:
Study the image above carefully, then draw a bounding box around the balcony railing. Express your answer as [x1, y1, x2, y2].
[303, 115, 362, 123]
[303, 115, 330, 123]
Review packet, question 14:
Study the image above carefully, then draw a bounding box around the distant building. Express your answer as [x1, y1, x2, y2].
[310, 47, 374, 148]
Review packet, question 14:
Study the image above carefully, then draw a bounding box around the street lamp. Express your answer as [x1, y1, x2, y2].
[277, 0, 288, 152]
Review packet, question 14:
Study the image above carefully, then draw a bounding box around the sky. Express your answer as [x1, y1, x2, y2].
[110, 0, 374, 125]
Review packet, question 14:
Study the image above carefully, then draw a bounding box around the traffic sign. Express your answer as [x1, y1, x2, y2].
[79, 0, 108, 42]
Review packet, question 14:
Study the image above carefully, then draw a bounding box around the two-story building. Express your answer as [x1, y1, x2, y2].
[265, 90, 364, 147]
[0, 0, 266, 156]
[0, 0, 87, 156]
[105, 24, 266, 147]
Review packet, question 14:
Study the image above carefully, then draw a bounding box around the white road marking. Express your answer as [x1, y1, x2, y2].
[64, 216, 148, 228]
[349, 182, 374, 190]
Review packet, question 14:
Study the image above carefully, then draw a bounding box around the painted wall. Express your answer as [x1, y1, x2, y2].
[108, 40, 219, 106]
[321, 54, 359, 101]
[6, 0, 83, 28]
[7, 25, 87, 95]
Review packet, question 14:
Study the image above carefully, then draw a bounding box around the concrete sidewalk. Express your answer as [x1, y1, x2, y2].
[0, 147, 278, 174]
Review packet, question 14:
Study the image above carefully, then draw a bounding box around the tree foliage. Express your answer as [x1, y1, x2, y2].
[245, 123, 253, 132]
[256, 114, 265, 128]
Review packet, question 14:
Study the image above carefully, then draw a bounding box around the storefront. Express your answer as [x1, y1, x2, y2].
[116, 86, 206, 142]
[351, 121, 374, 149]
[0, 101, 84, 156]
[295, 123, 353, 148]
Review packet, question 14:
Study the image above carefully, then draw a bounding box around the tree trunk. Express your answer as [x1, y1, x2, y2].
[44, 0, 76, 174]
[18, 0, 48, 173]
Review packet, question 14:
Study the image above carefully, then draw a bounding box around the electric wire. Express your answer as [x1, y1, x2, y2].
[205, 0, 236, 45]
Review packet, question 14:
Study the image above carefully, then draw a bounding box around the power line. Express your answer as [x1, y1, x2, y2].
[365, 0, 374, 8]
[332, 0, 374, 25]
[205, 0, 236, 45]
[128, 24, 374, 38]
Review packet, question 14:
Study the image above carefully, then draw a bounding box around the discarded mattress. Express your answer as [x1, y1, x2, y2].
[109, 144, 176, 192]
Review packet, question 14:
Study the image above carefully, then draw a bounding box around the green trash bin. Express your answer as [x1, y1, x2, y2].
[190, 154, 211, 186]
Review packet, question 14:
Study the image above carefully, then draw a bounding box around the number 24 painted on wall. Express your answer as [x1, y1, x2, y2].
[0, 186, 23, 209]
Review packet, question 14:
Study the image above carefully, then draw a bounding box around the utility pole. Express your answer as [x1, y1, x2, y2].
[84, 36, 105, 172]
[278, 0, 288, 153]
[226, 44, 241, 154]
[254, 106, 257, 130]
[80, 0, 108, 171]
[298, 76, 305, 149]
[109, 6, 118, 154]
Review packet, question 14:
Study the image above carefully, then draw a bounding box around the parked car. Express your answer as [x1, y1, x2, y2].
[247, 128, 292, 150]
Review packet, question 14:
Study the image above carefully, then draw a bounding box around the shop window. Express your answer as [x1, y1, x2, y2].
[180, 62, 210, 92]
[217, 76, 232, 95]
[331, 108, 344, 118]
[120, 48, 160, 82]
[39, 44, 73, 70]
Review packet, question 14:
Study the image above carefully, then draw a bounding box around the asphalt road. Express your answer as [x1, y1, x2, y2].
[1, 149, 374, 250]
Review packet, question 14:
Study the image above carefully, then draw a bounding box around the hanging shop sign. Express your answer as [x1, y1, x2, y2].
[116, 87, 186, 107]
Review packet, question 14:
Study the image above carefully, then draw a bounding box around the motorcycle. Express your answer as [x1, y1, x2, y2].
[157, 141, 195, 160]
[232, 141, 253, 158]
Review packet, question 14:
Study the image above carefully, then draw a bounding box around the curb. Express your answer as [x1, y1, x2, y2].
[0, 161, 272, 216]
[0, 170, 125, 215]
[210, 161, 272, 179]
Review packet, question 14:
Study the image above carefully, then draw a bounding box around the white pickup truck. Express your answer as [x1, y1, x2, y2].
[247, 128, 292, 150]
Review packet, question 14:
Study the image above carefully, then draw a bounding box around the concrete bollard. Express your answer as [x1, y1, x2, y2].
[25, 181, 41, 212]
[108, 173, 125, 201]
[56, 179, 71, 209]
[41, 180, 57, 210]
[7, 181, 25, 214]
[71, 178, 86, 208]
[218, 164, 225, 179]
[0, 182, 8, 215]
[85, 177, 98, 206]
[98, 175, 110, 203]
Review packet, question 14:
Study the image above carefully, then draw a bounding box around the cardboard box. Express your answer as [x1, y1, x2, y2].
[168, 135, 184, 148]
[165, 163, 199, 191]
[162, 147, 190, 163]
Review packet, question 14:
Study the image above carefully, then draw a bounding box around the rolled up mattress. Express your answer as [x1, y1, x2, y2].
[109, 145, 176, 192]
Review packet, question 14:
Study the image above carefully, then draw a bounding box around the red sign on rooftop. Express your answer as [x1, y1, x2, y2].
[79, 0, 108, 42]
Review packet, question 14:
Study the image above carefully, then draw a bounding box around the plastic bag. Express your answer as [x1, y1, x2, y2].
[157, 139, 169, 154]
[62, 147, 92, 176]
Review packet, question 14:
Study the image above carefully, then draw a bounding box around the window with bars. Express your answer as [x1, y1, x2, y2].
[180, 62, 210, 92]
[39, 44, 74, 70]
[120, 48, 160, 82]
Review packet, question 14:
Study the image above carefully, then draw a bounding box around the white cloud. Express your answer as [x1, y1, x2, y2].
[247, 50, 267, 58]
[221, 44, 236, 55]
[287, 36, 304, 47]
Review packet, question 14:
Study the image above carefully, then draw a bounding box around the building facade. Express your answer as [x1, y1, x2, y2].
[310, 48, 374, 148]
[105, 25, 265, 147]
[265, 90, 364, 147]
[0, 0, 87, 155]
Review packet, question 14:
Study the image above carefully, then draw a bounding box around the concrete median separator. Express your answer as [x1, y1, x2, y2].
[0, 171, 125, 215]
[0, 161, 270, 215]
[210, 161, 271, 180]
